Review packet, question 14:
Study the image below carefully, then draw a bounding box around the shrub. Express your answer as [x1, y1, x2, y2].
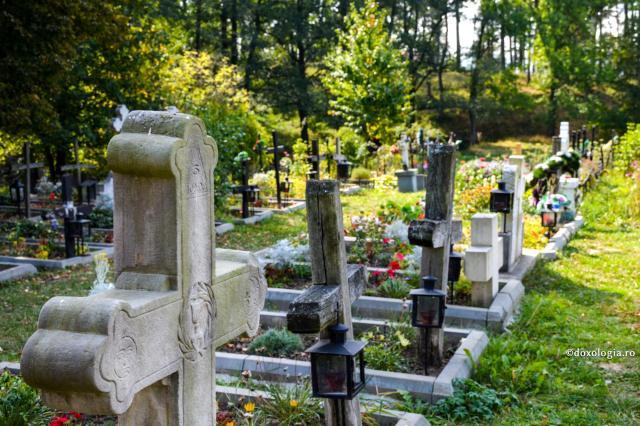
[351, 167, 372, 181]
[377, 278, 411, 299]
[0, 371, 52, 426]
[89, 207, 113, 229]
[618, 123, 640, 170]
[431, 379, 517, 422]
[248, 329, 304, 358]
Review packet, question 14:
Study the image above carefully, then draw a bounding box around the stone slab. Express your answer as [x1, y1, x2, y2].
[215, 222, 234, 235]
[0, 262, 37, 282]
[499, 248, 539, 281]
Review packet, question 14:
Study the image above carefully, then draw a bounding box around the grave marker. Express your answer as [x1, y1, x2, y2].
[11, 142, 44, 217]
[407, 143, 457, 371]
[307, 139, 325, 180]
[465, 213, 503, 307]
[559, 121, 570, 152]
[268, 132, 286, 208]
[287, 180, 367, 426]
[22, 111, 266, 425]
[501, 155, 525, 271]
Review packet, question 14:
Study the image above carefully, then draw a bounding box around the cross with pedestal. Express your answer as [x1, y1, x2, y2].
[22, 111, 266, 425]
[268, 131, 286, 208]
[287, 180, 367, 426]
[407, 143, 457, 372]
[465, 213, 503, 308]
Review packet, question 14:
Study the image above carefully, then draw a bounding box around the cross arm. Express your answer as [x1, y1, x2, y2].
[408, 219, 450, 248]
[287, 264, 366, 334]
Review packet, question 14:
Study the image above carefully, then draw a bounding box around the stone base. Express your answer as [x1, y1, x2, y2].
[471, 279, 495, 308]
[499, 232, 512, 273]
[0, 262, 37, 282]
[415, 174, 426, 191]
[395, 169, 418, 193]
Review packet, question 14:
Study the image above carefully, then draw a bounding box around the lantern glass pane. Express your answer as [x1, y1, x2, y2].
[315, 354, 348, 396]
[351, 355, 362, 389]
[541, 212, 556, 227]
[416, 295, 440, 327]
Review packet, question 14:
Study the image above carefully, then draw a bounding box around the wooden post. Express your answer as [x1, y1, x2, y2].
[268, 132, 285, 208]
[409, 143, 457, 373]
[24, 143, 31, 218]
[287, 180, 365, 426]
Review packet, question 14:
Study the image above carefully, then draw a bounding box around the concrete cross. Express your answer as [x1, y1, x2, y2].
[287, 180, 367, 426]
[501, 155, 525, 272]
[22, 111, 266, 425]
[465, 213, 503, 308]
[407, 143, 457, 372]
[399, 133, 410, 170]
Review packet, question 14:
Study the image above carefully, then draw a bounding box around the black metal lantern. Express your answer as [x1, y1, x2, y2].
[410, 276, 446, 329]
[247, 185, 260, 203]
[9, 180, 25, 205]
[489, 181, 513, 214]
[540, 210, 558, 238]
[337, 161, 352, 181]
[279, 178, 291, 194]
[307, 324, 366, 400]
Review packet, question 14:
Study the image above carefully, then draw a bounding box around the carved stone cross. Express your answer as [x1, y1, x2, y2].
[287, 180, 367, 426]
[22, 111, 266, 425]
[407, 143, 457, 372]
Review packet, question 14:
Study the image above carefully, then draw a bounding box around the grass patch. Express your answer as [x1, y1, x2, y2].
[465, 170, 640, 425]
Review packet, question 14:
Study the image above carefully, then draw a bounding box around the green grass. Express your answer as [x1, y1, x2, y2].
[463, 170, 640, 425]
[0, 267, 95, 362]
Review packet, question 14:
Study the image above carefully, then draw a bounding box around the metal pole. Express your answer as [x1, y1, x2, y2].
[24, 143, 31, 218]
[273, 132, 282, 209]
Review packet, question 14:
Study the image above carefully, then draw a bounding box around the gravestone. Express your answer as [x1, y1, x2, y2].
[399, 133, 410, 169]
[21, 111, 266, 425]
[465, 213, 503, 308]
[407, 143, 457, 371]
[287, 180, 367, 426]
[558, 176, 580, 222]
[559, 121, 570, 153]
[501, 155, 525, 271]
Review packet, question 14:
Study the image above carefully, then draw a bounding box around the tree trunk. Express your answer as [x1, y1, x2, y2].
[468, 15, 487, 145]
[548, 82, 557, 136]
[220, 0, 229, 55]
[500, 25, 505, 69]
[230, 0, 238, 64]
[455, 0, 461, 69]
[244, 2, 261, 90]
[194, 0, 203, 52]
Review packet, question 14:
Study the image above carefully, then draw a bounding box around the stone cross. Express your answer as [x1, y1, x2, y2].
[407, 143, 457, 371]
[287, 180, 367, 426]
[559, 121, 570, 152]
[465, 213, 503, 308]
[500, 155, 525, 272]
[307, 139, 326, 180]
[558, 175, 580, 222]
[22, 111, 266, 425]
[399, 133, 410, 170]
[267, 131, 286, 208]
[334, 137, 346, 163]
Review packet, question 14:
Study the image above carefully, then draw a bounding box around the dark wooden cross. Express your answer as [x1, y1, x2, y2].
[11, 142, 44, 217]
[254, 139, 265, 171]
[61, 140, 96, 187]
[267, 132, 286, 208]
[307, 139, 326, 180]
[407, 143, 457, 373]
[287, 180, 367, 426]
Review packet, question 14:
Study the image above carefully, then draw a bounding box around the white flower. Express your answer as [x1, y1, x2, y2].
[384, 220, 408, 242]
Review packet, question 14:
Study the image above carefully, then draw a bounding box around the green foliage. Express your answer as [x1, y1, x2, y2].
[431, 379, 516, 422]
[323, 0, 411, 145]
[248, 329, 304, 358]
[377, 278, 411, 299]
[362, 324, 414, 372]
[89, 208, 113, 229]
[0, 371, 52, 426]
[618, 123, 640, 171]
[257, 382, 323, 426]
[377, 200, 422, 224]
[351, 167, 372, 181]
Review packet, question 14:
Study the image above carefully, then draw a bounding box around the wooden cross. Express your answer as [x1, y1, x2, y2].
[267, 131, 286, 208]
[22, 111, 266, 425]
[287, 180, 367, 426]
[307, 139, 326, 180]
[407, 143, 457, 372]
[11, 142, 44, 217]
[61, 139, 96, 184]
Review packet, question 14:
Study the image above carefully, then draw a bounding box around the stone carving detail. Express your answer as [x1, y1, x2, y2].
[114, 336, 137, 379]
[178, 281, 216, 361]
[244, 257, 267, 336]
[100, 311, 140, 405]
[186, 146, 208, 198]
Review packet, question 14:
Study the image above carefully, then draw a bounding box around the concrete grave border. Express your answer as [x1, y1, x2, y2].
[0, 246, 113, 269]
[540, 216, 584, 260]
[215, 328, 488, 403]
[0, 262, 37, 282]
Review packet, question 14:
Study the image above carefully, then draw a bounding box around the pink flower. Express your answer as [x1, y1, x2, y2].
[382, 238, 391, 244]
[394, 252, 405, 261]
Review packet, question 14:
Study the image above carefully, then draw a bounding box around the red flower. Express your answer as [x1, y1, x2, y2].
[49, 416, 69, 426]
[382, 238, 391, 244]
[394, 252, 405, 261]
[49, 192, 56, 201]
[388, 260, 401, 270]
[387, 269, 396, 278]
[371, 271, 382, 277]
[70, 411, 82, 420]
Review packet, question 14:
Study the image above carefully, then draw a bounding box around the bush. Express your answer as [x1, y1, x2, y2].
[351, 167, 372, 181]
[618, 123, 640, 171]
[0, 371, 52, 426]
[431, 379, 517, 422]
[248, 329, 304, 358]
[89, 207, 113, 229]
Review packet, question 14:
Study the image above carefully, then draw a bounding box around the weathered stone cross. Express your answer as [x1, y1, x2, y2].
[22, 111, 266, 425]
[407, 143, 457, 371]
[287, 180, 367, 426]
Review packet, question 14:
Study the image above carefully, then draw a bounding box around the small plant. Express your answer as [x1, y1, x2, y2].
[0, 371, 52, 426]
[431, 378, 517, 422]
[248, 329, 304, 358]
[377, 277, 411, 299]
[351, 167, 372, 181]
[362, 323, 414, 372]
[89, 207, 113, 229]
[257, 382, 323, 425]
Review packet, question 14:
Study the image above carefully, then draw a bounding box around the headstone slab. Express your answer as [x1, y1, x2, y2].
[21, 111, 245, 426]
